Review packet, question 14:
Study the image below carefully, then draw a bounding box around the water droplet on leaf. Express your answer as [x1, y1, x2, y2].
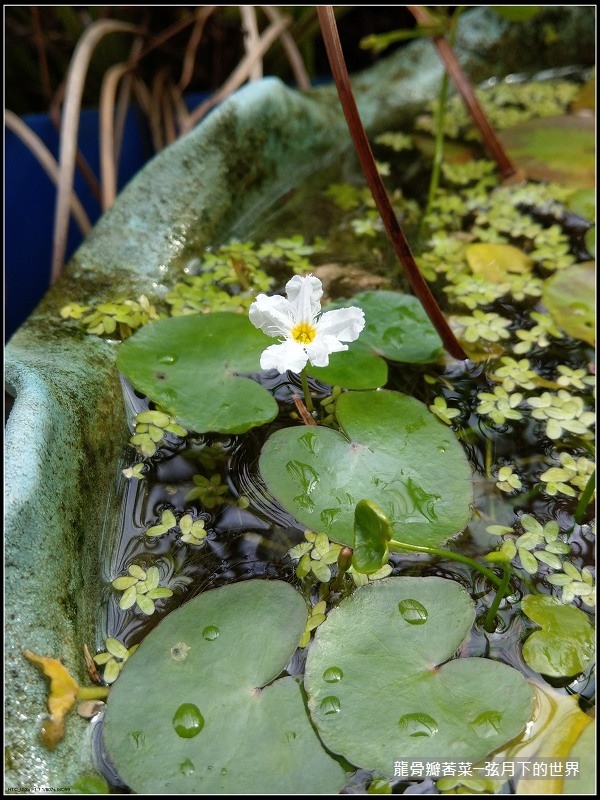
[179, 758, 195, 775]
[320, 696, 341, 715]
[398, 712, 438, 738]
[202, 625, 220, 641]
[469, 710, 503, 737]
[172, 703, 205, 738]
[129, 730, 145, 749]
[323, 666, 344, 683]
[398, 598, 429, 624]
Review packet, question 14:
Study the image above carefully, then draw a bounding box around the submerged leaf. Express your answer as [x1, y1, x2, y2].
[520, 595, 595, 677]
[498, 115, 594, 188]
[542, 262, 595, 346]
[466, 243, 532, 282]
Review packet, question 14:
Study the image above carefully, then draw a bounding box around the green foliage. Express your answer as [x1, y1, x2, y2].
[521, 595, 595, 677]
[103, 581, 346, 794]
[304, 577, 533, 776]
[260, 390, 472, 548]
[116, 313, 279, 434]
[307, 291, 444, 389]
[61, 295, 162, 339]
[93, 638, 140, 685]
[111, 564, 174, 616]
[542, 262, 596, 346]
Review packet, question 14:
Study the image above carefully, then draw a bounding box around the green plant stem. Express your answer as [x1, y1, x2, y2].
[483, 562, 511, 633]
[388, 538, 503, 588]
[407, 5, 517, 178]
[418, 64, 450, 242]
[574, 469, 595, 524]
[417, 11, 459, 243]
[300, 367, 315, 412]
[77, 685, 110, 701]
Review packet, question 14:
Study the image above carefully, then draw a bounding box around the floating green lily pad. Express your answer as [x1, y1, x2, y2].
[259, 390, 472, 547]
[103, 580, 346, 794]
[542, 262, 595, 346]
[307, 291, 444, 389]
[498, 115, 595, 188]
[521, 595, 595, 678]
[116, 313, 278, 433]
[304, 577, 533, 776]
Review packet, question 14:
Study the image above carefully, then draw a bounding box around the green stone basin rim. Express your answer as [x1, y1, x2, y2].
[4, 6, 594, 790]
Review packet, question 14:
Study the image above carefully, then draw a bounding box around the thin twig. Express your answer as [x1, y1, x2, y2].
[181, 15, 290, 134]
[260, 5, 311, 91]
[100, 62, 131, 210]
[30, 7, 53, 106]
[113, 35, 146, 171]
[406, 6, 517, 179]
[316, 6, 467, 361]
[51, 19, 139, 283]
[50, 83, 102, 203]
[5, 109, 91, 235]
[293, 396, 318, 425]
[178, 7, 217, 91]
[240, 6, 263, 81]
[149, 68, 171, 152]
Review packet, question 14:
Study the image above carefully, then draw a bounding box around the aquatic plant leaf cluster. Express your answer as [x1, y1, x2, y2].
[48, 63, 595, 794]
[103, 577, 533, 792]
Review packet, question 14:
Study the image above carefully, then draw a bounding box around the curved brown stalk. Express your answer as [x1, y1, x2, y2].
[181, 14, 290, 134]
[406, 5, 517, 179]
[240, 6, 263, 81]
[260, 6, 311, 91]
[5, 109, 92, 236]
[316, 6, 467, 361]
[50, 20, 139, 283]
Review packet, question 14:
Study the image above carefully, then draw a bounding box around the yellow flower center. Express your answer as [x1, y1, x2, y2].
[291, 322, 317, 344]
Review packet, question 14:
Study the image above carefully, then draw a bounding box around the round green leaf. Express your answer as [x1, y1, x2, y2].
[307, 291, 443, 389]
[259, 390, 472, 548]
[116, 313, 278, 434]
[521, 595, 595, 677]
[304, 577, 533, 776]
[498, 116, 595, 188]
[542, 262, 595, 346]
[103, 580, 345, 794]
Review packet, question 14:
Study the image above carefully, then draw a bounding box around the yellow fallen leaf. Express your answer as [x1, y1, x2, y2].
[466, 243, 532, 282]
[24, 650, 79, 750]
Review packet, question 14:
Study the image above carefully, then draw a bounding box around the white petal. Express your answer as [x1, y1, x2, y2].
[285, 275, 322, 322]
[306, 336, 348, 367]
[316, 307, 365, 342]
[260, 340, 309, 373]
[249, 293, 292, 338]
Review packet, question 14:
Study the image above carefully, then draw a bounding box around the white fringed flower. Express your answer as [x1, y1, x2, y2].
[249, 274, 365, 374]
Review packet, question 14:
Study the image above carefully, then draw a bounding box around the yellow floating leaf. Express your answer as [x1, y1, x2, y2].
[466, 243, 533, 282]
[488, 679, 594, 794]
[24, 650, 79, 750]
